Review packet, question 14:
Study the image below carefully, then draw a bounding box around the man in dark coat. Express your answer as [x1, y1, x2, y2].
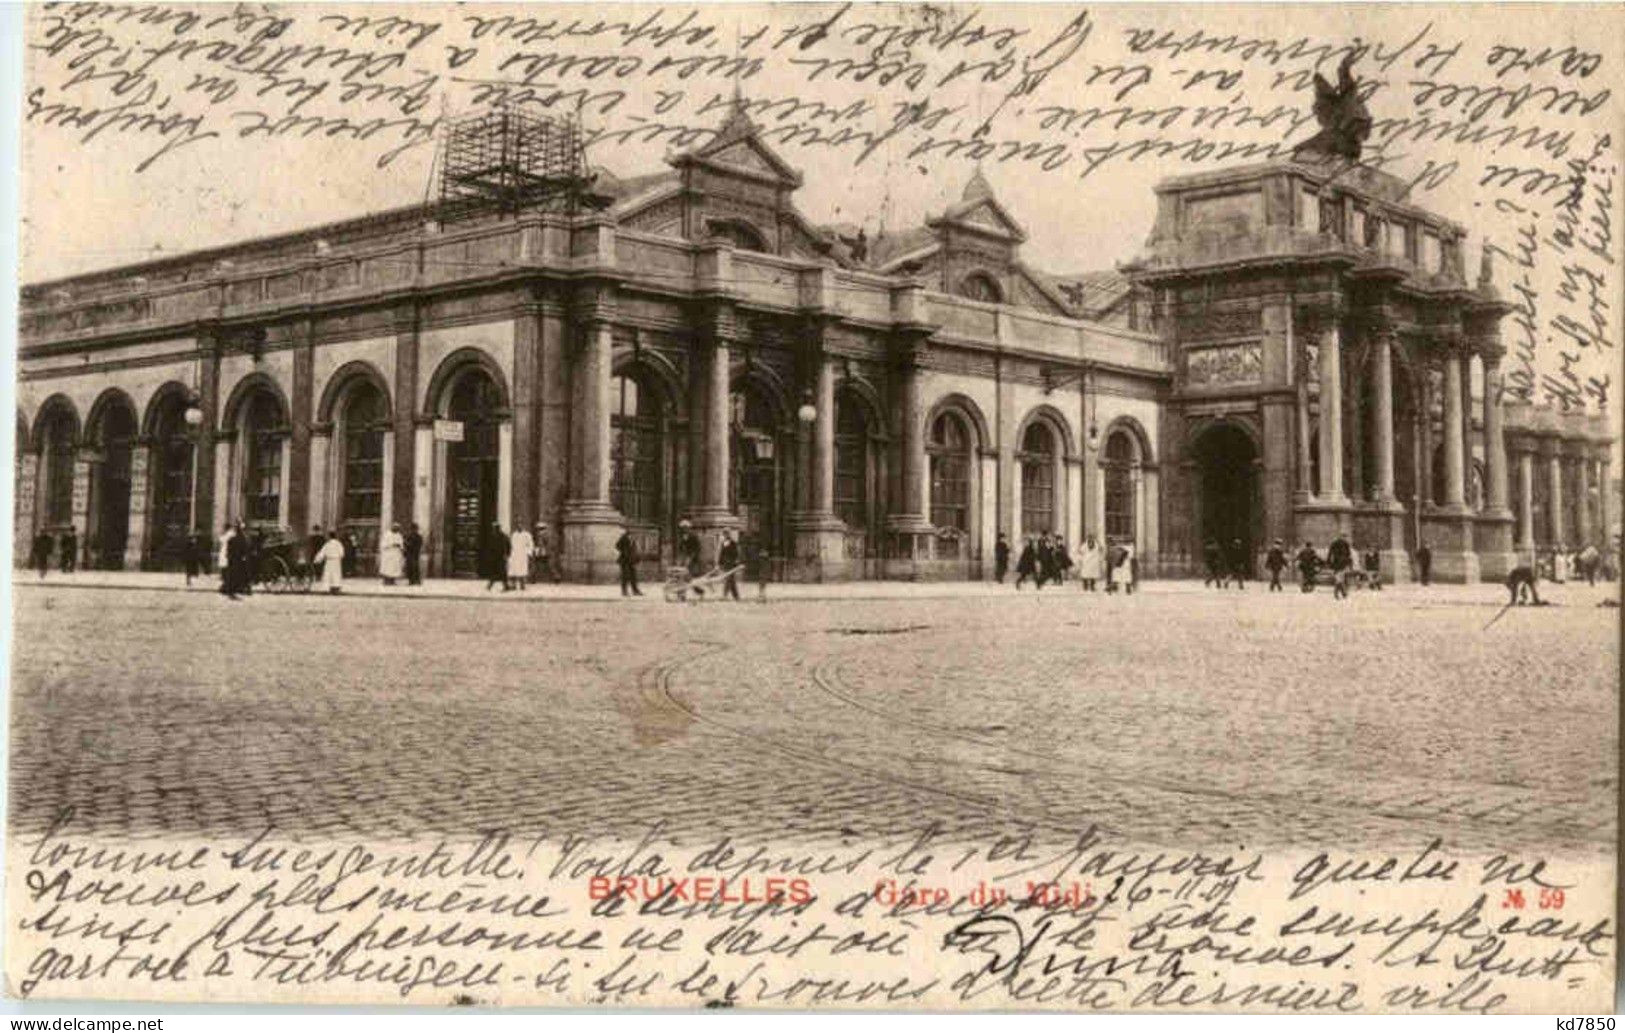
[59, 527, 77, 573]
[307, 524, 326, 581]
[31, 532, 52, 579]
[1014, 536, 1038, 590]
[1226, 538, 1248, 589]
[226, 521, 250, 600]
[341, 530, 359, 578]
[993, 532, 1010, 583]
[184, 532, 205, 587]
[615, 527, 642, 597]
[1296, 540, 1319, 592]
[1202, 539, 1223, 588]
[1415, 541, 1432, 586]
[403, 523, 424, 585]
[480, 521, 510, 591]
[718, 530, 741, 601]
[1265, 539, 1287, 592]
[1505, 563, 1543, 606]
[1036, 534, 1057, 588]
[1327, 532, 1353, 600]
[1363, 547, 1382, 590]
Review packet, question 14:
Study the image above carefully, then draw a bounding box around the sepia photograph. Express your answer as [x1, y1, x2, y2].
[3, 0, 1620, 1014]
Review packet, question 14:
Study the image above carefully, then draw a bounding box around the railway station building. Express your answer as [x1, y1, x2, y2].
[15, 104, 1612, 582]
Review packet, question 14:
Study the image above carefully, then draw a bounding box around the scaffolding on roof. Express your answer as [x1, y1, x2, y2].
[434, 108, 609, 222]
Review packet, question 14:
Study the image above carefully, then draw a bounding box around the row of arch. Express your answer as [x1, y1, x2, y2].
[19, 345, 1159, 573]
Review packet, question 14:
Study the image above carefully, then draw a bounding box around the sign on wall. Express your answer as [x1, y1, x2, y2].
[432, 419, 464, 443]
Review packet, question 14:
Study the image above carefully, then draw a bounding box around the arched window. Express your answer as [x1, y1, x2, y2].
[40, 408, 76, 528]
[341, 384, 386, 525]
[928, 413, 971, 553]
[1019, 421, 1057, 536]
[241, 392, 284, 525]
[1103, 430, 1138, 541]
[611, 372, 663, 525]
[834, 395, 869, 531]
[90, 398, 136, 568]
[958, 273, 1002, 303]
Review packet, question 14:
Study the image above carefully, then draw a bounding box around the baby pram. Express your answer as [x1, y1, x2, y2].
[662, 564, 745, 603]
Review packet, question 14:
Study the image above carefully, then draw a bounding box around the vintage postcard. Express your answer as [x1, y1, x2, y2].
[6, 1, 1620, 1013]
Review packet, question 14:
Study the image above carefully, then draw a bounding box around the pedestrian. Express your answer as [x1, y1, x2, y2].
[317, 530, 347, 594]
[404, 523, 424, 585]
[1579, 543, 1600, 586]
[1265, 539, 1287, 592]
[227, 521, 251, 599]
[1362, 546, 1382, 590]
[217, 523, 235, 597]
[184, 532, 204, 587]
[1328, 532, 1353, 600]
[306, 524, 326, 580]
[31, 531, 52, 580]
[678, 520, 706, 599]
[1077, 534, 1102, 591]
[243, 524, 261, 595]
[994, 532, 1010, 583]
[379, 522, 405, 586]
[1036, 533, 1056, 588]
[1226, 537, 1248, 590]
[1055, 538, 1073, 584]
[532, 522, 560, 584]
[747, 535, 769, 602]
[508, 523, 534, 591]
[341, 530, 359, 579]
[1296, 540, 1319, 592]
[1117, 540, 1138, 595]
[481, 521, 510, 591]
[1014, 536, 1038, 590]
[1202, 538, 1223, 588]
[719, 529, 742, 601]
[615, 527, 642, 597]
[1415, 541, 1432, 587]
[1552, 549, 1570, 584]
[59, 527, 77, 573]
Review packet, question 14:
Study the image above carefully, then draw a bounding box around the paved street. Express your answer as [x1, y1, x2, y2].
[7, 577, 1618, 855]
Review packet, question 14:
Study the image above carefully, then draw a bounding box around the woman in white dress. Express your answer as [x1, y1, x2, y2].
[1077, 535, 1103, 591]
[317, 532, 347, 594]
[378, 523, 405, 585]
[508, 524, 535, 592]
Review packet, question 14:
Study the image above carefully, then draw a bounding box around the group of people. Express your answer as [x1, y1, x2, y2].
[673, 521, 769, 601]
[28, 528, 78, 578]
[477, 522, 562, 592]
[994, 532, 1137, 594]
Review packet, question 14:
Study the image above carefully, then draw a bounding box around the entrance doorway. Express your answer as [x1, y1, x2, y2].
[1194, 423, 1259, 568]
[90, 399, 136, 569]
[443, 370, 502, 576]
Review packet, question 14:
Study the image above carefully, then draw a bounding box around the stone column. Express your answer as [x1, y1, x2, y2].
[1547, 445, 1565, 549]
[1517, 447, 1536, 553]
[1441, 353, 1467, 510]
[125, 444, 150, 568]
[194, 334, 221, 540]
[288, 321, 314, 537]
[561, 312, 623, 582]
[884, 344, 932, 572]
[700, 337, 732, 516]
[1577, 449, 1594, 546]
[1600, 456, 1613, 547]
[1317, 320, 1346, 503]
[392, 304, 419, 535]
[790, 353, 845, 576]
[1294, 343, 1314, 500]
[1474, 354, 1516, 578]
[1372, 335, 1396, 502]
[15, 452, 38, 565]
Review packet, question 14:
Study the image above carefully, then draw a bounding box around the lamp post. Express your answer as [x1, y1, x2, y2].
[184, 395, 203, 533]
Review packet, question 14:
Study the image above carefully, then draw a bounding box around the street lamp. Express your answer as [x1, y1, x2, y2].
[183, 395, 203, 533]
[797, 395, 817, 426]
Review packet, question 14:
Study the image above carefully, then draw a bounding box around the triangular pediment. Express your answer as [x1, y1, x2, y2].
[931, 197, 1027, 243]
[708, 140, 781, 178]
[671, 107, 804, 188]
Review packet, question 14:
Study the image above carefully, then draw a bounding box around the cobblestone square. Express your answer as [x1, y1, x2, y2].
[7, 580, 1618, 855]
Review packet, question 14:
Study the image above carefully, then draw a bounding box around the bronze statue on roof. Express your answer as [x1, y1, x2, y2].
[1294, 48, 1373, 162]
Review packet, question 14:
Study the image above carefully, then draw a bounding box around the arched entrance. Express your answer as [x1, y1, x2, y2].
[443, 369, 503, 576]
[147, 390, 196, 568]
[1193, 422, 1259, 562]
[730, 381, 786, 557]
[88, 395, 137, 569]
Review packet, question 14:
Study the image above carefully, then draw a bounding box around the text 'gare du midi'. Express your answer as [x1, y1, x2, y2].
[16, 101, 1614, 584]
